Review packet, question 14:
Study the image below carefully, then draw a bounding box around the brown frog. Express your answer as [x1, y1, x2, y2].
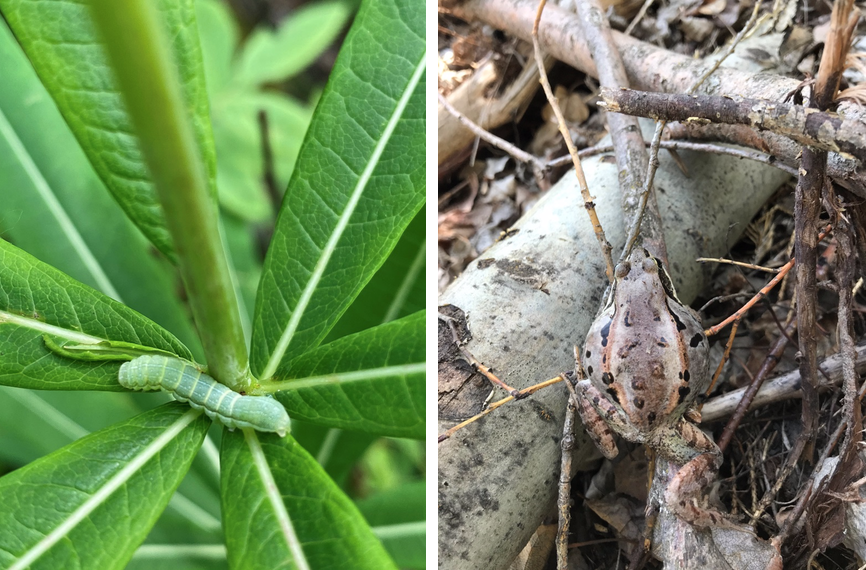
[576, 246, 741, 528]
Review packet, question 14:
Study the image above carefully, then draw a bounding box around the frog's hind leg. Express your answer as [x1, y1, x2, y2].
[659, 421, 748, 530]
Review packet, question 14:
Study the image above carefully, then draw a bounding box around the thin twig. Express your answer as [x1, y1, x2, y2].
[624, 0, 655, 36]
[573, 0, 665, 261]
[437, 376, 566, 442]
[716, 320, 795, 451]
[704, 225, 832, 337]
[618, 0, 763, 261]
[551, 140, 799, 177]
[437, 91, 547, 173]
[531, 0, 614, 282]
[696, 257, 780, 273]
[557, 368, 580, 570]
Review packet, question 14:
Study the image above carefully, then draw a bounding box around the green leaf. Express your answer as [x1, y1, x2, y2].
[0, 403, 210, 570]
[212, 93, 310, 222]
[325, 207, 424, 341]
[233, 0, 352, 87]
[220, 429, 396, 570]
[0, 388, 142, 466]
[127, 544, 228, 570]
[289, 421, 376, 487]
[0, 387, 223, 542]
[195, 0, 238, 97]
[356, 481, 426, 569]
[251, 0, 425, 380]
[265, 311, 424, 439]
[221, 213, 261, 344]
[0, 0, 217, 259]
[0, 239, 193, 390]
[0, 19, 203, 356]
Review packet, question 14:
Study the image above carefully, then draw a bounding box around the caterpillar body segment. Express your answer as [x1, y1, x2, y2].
[119, 355, 290, 437]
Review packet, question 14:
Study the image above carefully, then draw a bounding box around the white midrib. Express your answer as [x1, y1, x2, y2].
[0, 107, 122, 302]
[2, 387, 89, 439]
[245, 429, 311, 570]
[372, 520, 426, 540]
[0, 309, 104, 344]
[9, 409, 200, 570]
[259, 362, 425, 394]
[260, 52, 427, 380]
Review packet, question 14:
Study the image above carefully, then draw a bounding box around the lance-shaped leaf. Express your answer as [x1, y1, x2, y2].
[265, 311, 424, 439]
[0, 0, 217, 259]
[356, 481, 426, 569]
[0, 386, 223, 542]
[250, 0, 425, 380]
[221, 429, 396, 570]
[0, 239, 192, 390]
[0, 19, 201, 356]
[325, 207, 425, 342]
[0, 403, 209, 570]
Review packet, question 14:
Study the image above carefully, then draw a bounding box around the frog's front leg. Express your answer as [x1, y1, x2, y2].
[655, 420, 748, 530]
[575, 380, 642, 459]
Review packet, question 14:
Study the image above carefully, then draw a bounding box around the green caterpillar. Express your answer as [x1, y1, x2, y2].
[119, 355, 290, 437]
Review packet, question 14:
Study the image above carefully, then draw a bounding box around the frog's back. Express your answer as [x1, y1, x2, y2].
[583, 250, 709, 433]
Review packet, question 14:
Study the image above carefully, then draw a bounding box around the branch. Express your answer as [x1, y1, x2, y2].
[598, 88, 866, 163]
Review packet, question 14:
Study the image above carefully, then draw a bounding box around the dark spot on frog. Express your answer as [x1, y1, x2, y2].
[633, 397, 645, 409]
[592, 396, 600, 406]
[477, 258, 495, 269]
[632, 378, 646, 390]
[600, 319, 611, 347]
[683, 370, 690, 382]
[602, 354, 607, 364]
[678, 386, 690, 404]
[601, 372, 614, 385]
[585, 350, 591, 359]
[624, 310, 632, 327]
[657, 337, 668, 347]
[690, 333, 703, 347]
[647, 412, 656, 424]
[587, 366, 594, 376]
[543, 331, 554, 340]
[670, 311, 687, 331]
[606, 387, 620, 405]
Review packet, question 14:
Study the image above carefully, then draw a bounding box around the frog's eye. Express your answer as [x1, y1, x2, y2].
[642, 257, 657, 273]
[615, 261, 631, 279]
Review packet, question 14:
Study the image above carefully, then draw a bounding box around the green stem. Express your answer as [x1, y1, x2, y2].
[87, 0, 250, 390]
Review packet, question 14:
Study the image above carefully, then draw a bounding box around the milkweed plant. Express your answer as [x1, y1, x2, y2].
[0, 0, 425, 568]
